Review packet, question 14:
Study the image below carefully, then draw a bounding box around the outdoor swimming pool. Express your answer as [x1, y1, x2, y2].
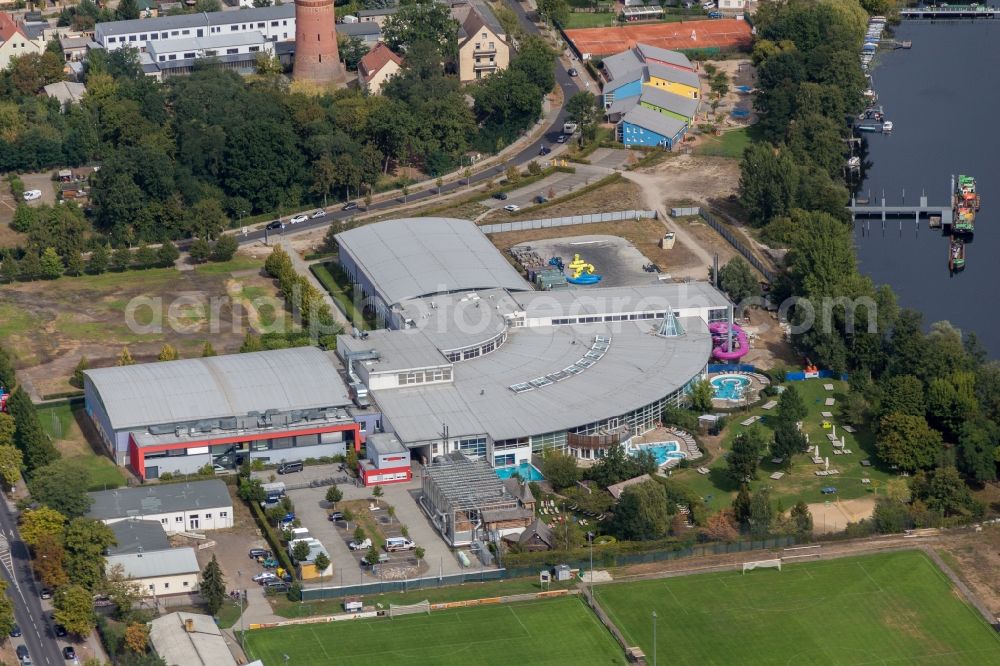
[710, 373, 751, 401]
[629, 441, 685, 467]
[495, 462, 545, 482]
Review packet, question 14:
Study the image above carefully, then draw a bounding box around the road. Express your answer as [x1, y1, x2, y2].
[236, 3, 581, 248]
[0, 501, 67, 666]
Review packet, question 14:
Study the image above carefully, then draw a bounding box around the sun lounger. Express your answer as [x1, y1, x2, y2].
[821, 411, 833, 418]
[761, 400, 778, 410]
[771, 457, 784, 464]
[740, 416, 759, 426]
[824, 384, 834, 391]
[825, 398, 835, 406]
[842, 425, 856, 433]
[770, 471, 784, 480]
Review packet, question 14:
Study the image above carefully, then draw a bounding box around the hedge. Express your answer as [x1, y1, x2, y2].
[249, 499, 296, 580]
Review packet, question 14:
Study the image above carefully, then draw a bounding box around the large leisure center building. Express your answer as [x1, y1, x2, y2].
[83, 218, 732, 479]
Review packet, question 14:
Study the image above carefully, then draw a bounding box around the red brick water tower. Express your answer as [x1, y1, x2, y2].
[293, 0, 346, 85]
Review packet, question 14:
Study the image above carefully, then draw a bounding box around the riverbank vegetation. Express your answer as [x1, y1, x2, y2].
[737, 0, 1000, 517]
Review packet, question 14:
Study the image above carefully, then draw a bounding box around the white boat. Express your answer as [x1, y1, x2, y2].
[847, 156, 861, 168]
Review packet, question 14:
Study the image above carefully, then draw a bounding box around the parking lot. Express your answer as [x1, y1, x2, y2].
[512, 234, 660, 288]
[254, 464, 475, 589]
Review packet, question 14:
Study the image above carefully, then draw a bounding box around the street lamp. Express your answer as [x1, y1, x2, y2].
[652, 610, 658, 666]
[587, 531, 594, 589]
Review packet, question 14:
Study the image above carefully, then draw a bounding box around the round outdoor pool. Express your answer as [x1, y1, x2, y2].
[629, 441, 685, 467]
[710, 373, 751, 402]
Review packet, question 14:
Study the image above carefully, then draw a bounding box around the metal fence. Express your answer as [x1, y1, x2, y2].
[697, 209, 777, 282]
[670, 206, 701, 217]
[300, 568, 507, 601]
[480, 210, 656, 234]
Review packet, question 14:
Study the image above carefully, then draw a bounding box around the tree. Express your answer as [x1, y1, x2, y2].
[0, 580, 15, 638]
[110, 247, 132, 272]
[565, 91, 600, 140]
[134, 244, 157, 269]
[0, 445, 22, 489]
[748, 488, 774, 538]
[0, 414, 14, 447]
[0, 348, 14, 389]
[771, 420, 807, 469]
[776, 384, 807, 425]
[86, 245, 109, 275]
[194, 0, 221, 11]
[237, 478, 265, 504]
[727, 430, 765, 484]
[325, 486, 343, 508]
[716, 257, 762, 307]
[199, 555, 226, 615]
[873, 497, 913, 534]
[189, 238, 212, 264]
[20, 506, 67, 549]
[240, 332, 264, 353]
[156, 241, 179, 267]
[39, 248, 64, 280]
[11, 204, 37, 233]
[537, 0, 569, 25]
[64, 518, 116, 592]
[738, 142, 799, 227]
[65, 251, 85, 277]
[878, 374, 925, 418]
[28, 459, 92, 517]
[790, 501, 813, 537]
[54, 584, 96, 637]
[371, 485, 384, 505]
[313, 552, 330, 575]
[8, 387, 60, 472]
[414, 546, 426, 561]
[212, 235, 238, 262]
[957, 419, 998, 484]
[33, 533, 69, 589]
[587, 443, 641, 488]
[540, 449, 579, 489]
[612, 480, 668, 541]
[703, 511, 739, 542]
[103, 564, 145, 619]
[18, 252, 40, 281]
[0, 255, 17, 284]
[292, 540, 311, 562]
[201, 342, 217, 357]
[116, 346, 136, 366]
[382, 3, 458, 58]
[364, 545, 380, 567]
[157, 344, 179, 362]
[124, 622, 150, 654]
[689, 379, 714, 413]
[876, 412, 941, 472]
[116, 0, 140, 20]
[910, 466, 979, 518]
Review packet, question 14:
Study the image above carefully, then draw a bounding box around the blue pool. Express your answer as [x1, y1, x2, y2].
[495, 462, 545, 482]
[710, 373, 751, 401]
[629, 441, 685, 467]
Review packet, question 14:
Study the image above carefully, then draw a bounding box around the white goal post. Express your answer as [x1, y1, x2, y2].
[741, 558, 782, 574]
[388, 600, 431, 618]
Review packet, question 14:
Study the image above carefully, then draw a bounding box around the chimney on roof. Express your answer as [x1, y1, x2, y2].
[184, 618, 194, 633]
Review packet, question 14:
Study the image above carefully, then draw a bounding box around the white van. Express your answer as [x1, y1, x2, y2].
[384, 537, 416, 552]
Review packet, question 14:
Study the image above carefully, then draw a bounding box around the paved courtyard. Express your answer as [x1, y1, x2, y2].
[512, 234, 660, 288]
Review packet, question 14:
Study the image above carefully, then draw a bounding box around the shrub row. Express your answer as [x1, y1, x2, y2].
[249, 499, 297, 580]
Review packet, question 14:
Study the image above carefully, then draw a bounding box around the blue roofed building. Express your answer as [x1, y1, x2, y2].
[618, 105, 688, 149]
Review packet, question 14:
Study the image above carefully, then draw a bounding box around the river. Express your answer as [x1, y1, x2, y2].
[854, 19, 1000, 355]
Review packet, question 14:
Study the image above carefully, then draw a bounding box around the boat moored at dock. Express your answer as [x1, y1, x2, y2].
[952, 174, 978, 234]
[949, 237, 966, 273]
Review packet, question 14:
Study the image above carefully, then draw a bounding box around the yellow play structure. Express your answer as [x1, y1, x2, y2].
[565, 254, 602, 284]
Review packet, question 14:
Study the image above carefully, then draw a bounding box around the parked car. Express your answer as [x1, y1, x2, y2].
[539, 145, 551, 156]
[277, 461, 303, 474]
[253, 572, 279, 584]
[23, 190, 41, 201]
[328, 511, 344, 522]
[534, 195, 549, 204]
[348, 537, 372, 551]
[708, 10, 722, 18]
[40, 587, 52, 599]
[62, 647, 75, 661]
[265, 221, 284, 231]
[310, 209, 327, 219]
[492, 191, 508, 200]
[556, 134, 568, 144]
[503, 204, 520, 213]
[54, 625, 67, 638]
[342, 201, 359, 211]
[9, 624, 20, 637]
[568, 67, 578, 77]
[262, 558, 280, 569]
[16, 644, 28, 663]
[249, 548, 271, 559]
[821, 486, 837, 495]
[289, 214, 308, 224]
[264, 580, 290, 593]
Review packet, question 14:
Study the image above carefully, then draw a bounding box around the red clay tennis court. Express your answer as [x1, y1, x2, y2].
[565, 19, 752, 58]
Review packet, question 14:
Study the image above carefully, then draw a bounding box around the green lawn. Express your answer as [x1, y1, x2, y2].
[245, 595, 624, 665]
[271, 577, 578, 619]
[311, 261, 377, 330]
[670, 378, 895, 512]
[563, 12, 618, 28]
[36, 402, 126, 490]
[596, 550, 1000, 665]
[695, 127, 751, 158]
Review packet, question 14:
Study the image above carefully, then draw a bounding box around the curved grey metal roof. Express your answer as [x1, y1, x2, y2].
[335, 218, 531, 305]
[84, 347, 350, 430]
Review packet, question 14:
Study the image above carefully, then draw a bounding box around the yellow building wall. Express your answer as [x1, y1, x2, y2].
[457, 29, 510, 83]
[644, 78, 699, 100]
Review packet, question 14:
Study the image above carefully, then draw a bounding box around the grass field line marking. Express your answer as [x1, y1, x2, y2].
[507, 605, 532, 638]
[308, 626, 333, 661]
[665, 583, 689, 615]
[857, 561, 886, 593]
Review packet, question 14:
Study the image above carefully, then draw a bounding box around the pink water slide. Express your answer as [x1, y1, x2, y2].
[709, 322, 749, 361]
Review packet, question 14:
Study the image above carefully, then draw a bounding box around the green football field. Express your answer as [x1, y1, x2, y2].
[595, 550, 1000, 665]
[243, 595, 625, 665]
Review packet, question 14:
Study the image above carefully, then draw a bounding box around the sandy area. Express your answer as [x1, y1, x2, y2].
[807, 497, 876, 535]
